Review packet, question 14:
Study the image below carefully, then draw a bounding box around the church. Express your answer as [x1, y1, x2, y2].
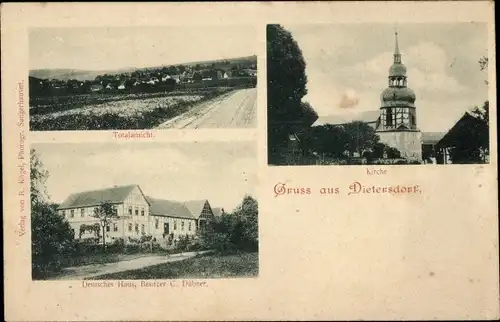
[312, 32, 468, 164]
[375, 31, 422, 161]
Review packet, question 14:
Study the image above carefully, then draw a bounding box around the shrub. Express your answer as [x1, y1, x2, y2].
[31, 203, 75, 279]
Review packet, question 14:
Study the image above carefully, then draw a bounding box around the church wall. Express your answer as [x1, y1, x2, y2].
[377, 131, 422, 161]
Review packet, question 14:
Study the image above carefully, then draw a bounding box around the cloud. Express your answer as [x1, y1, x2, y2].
[338, 88, 360, 109]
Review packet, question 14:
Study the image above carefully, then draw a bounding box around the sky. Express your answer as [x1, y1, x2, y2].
[284, 23, 489, 132]
[32, 141, 257, 212]
[29, 26, 257, 71]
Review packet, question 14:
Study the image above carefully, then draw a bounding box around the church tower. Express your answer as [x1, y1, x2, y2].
[376, 31, 422, 161]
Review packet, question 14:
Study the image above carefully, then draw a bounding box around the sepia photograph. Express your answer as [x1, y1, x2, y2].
[29, 26, 257, 131]
[30, 141, 258, 280]
[267, 23, 490, 165]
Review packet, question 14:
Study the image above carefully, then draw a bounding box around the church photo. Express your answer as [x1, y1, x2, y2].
[267, 23, 490, 165]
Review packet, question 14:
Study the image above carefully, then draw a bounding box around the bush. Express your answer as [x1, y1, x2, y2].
[106, 237, 125, 253]
[31, 203, 76, 279]
[200, 196, 258, 254]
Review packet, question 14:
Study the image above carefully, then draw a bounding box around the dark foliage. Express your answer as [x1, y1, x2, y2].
[267, 25, 318, 164]
[200, 196, 258, 254]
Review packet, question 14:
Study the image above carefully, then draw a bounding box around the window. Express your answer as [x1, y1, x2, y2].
[135, 224, 139, 234]
[141, 224, 145, 234]
[81, 209, 85, 217]
[113, 206, 118, 216]
[386, 108, 393, 127]
[188, 222, 192, 231]
[106, 225, 110, 232]
[135, 208, 139, 216]
[128, 223, 132, 232]
[62, 210, 66, 217]
[174, 221, 177, 230]
[155, 219, 159, 229]
[113, 223, 118, 232]
[181, 221, 185, 231]
[141, 208, 145, 216]
[70, 210, 75, 218]
[128, 207, 132, 215]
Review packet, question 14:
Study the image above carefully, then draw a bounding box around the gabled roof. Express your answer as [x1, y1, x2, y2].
[422, 132, 445, 144]
[146, 197, 195, 220]
[58, 184, 139, 210]
[212, 207, 224, 217]
[184, 200, 208, 219]
[436, 112, 485, 148]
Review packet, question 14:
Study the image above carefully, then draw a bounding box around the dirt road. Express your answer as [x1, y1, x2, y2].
[51, 251, 211, 280]
[156, 88, 257, 129]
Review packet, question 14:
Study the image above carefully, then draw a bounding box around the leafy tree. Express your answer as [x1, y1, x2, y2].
[479, 56, 488, 85]
[471, 101, 489, 162]
[30, 148, 50, 207]
[301, 125, 349, 158]
[447, 102, 489, 164]
[164, 78, 177, 91]
[92, 201, 118, 251]
[342, 121, 380, 156]
[30, 149, 75, 279]
[267, 24, 318, 163]
[232, 195, 258, 247]
[32, 202, 75, 278]
[386, 146, 401, 159]
[200, 196, 258, 253]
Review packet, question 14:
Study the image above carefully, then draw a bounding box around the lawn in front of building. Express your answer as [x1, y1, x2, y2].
[87, 252, 258, 279]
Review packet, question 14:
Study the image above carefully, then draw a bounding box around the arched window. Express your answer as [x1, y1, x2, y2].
[386, 108, 393, 127]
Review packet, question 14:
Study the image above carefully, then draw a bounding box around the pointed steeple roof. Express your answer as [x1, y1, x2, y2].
[394, 30, 402, 64]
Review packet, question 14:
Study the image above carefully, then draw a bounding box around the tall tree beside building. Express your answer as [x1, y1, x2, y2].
[31, 149, 74, 279]
[92, 201, 119, 251]
[267, 24, 318, 164]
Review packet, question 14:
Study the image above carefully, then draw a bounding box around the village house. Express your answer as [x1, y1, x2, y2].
[57, 184, 216, 245]
[90, 84, 103, 92]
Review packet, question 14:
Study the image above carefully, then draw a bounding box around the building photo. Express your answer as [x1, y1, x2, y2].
[30, 141, 258, 280]
[267, 23, 490, 165]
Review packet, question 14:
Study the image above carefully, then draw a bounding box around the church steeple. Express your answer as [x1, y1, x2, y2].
[394, 30, 401, 64]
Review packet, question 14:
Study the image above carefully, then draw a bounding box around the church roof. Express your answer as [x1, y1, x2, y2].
[422, 132, 445, 144]
[59, 184, 140, 210]
[314, 110, 380, 126]
[389, 63, 407, 77]
[381, 87, 416, 106]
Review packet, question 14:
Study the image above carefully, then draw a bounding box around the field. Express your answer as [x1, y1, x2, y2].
[87, 252, 259, 280]
[30, 88, 233, 131]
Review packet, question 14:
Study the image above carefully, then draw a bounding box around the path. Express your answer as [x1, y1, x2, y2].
[156, 88, 257, 129]
[52, 251, 211, 280]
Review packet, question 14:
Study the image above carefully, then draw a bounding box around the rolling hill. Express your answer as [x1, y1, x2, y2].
[30, 55, 257, 81]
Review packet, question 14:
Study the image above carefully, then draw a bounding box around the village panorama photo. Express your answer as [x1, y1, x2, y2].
[30, 141, 258, 280]
[267, 23, 490, 166]
[29, 26, 257, 131]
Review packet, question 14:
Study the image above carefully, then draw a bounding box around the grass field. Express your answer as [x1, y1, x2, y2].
[30, 88, 233, 131]
[87, 252, 259, 280]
